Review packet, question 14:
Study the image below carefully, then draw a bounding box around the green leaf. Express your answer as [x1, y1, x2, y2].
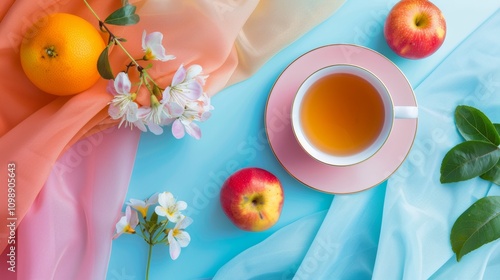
[440, 141, 500, 183]
[150, 212, 158, 224]
[450, 196, 500, 261]
[97, 47, 114, 80]
[148, 223, 158, 234]
[480, 160, 500, 186]
[495, 124, 500, 135]
[104, 5, 140, 26]
[482, 125, 500, 185]
[455, 105, 500, 145]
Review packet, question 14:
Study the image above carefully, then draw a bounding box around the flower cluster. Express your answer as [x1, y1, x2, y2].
[107, 31, 213, 139]
[114, 192, 192, 261]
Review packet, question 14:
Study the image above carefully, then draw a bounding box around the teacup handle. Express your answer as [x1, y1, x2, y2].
[394, 106, 418, 119]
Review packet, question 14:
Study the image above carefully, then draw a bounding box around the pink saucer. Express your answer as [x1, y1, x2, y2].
[265, 44, 418, 194]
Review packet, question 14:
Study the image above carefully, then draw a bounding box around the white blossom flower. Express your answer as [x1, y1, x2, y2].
[113, 206, 139, 239]
[136, 93, 184, 135]
[154, 192, 187, 223]
[171, 92, 213, 139]
[167, 216, 192, 260]
[160, 64, 213, 139]
[137, 104, 164, 135]
[164, 64, 205, 106]
[142, 30, 176, 62]
[126, 193, 159, 218]
[108, 72, 147, 132]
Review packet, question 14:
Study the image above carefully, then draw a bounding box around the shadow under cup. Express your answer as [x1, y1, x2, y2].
[291, 64, 418, 166]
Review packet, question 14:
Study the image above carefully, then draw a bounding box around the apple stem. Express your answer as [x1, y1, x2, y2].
[414, 13, 427, 28]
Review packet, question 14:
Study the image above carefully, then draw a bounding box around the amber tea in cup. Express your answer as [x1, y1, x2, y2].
[300, 72, 385, 156]
[292, 64, 418, 166]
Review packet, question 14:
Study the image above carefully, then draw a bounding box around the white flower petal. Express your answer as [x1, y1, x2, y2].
[168, 233, 181, 260]
[114, 72, 131, 94]
[142, 31, 175, 61]
[185, 122, 201, 140]
[200, 111, 212, 122]
[128, 198, 146, 208]
[137, 107, 151, 119]
[176, 200, 187, 211]
[125, 103, 139, 122]
[166, 102, 184, 118]
[175, 231, 191, 248]
[145, 31, 163, 48]
[133, 120, 147, 132]
[126, 206, 139, 228]
[167, 212, 182, 223]
[108, 104, 122, 119]
[172, 64, 186, 86]
[195, 74, 208, 86]
[162, 54, 176, 62]
[186, 65, 202, 80]
[147, 122, 164, 135]
[158, 192, 175, 208]
[161, 117, 175, 126]
[129, 213, 139, 229]
[141, 30, 147, 50]
[161, 87, 172, 102]
[115, 216, 128, 233]
[125, 205, 132, 218]
[107, 79, 118, 96]
[185, 82, 203, 100]
[178, 216, 193, 229]
[150, 44, 166, 60]
[155, 206, 168, 217]
[172, 119, 185, 139]
[147, 193, 159, 205]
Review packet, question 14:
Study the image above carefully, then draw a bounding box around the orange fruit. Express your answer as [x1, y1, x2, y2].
[20, 13, 105, 96]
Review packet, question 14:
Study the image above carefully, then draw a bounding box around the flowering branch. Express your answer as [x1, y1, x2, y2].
[84, 0, 213, 138]
[114, 192, 192, 280]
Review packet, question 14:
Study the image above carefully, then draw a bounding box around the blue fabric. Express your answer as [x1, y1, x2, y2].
[373, 10, 500, 279]
[212, 185, 386, 280]
[214, 211, 327, 280]
[108, 1, 500, 279]
[214, 8, 500, 280]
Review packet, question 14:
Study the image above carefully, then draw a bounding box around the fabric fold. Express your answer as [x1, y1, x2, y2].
[213, 211, 327, 280]
[293, 186, 386, 280]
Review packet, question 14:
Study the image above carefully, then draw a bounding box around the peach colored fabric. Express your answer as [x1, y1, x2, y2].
[0, 0, 344, 257]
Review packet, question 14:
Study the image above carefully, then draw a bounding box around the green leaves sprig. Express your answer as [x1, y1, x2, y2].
[104, 4, 139, 26]
[97, 4, 140, 80]
[84, 0, 141, 80]
[440, 105, 500, 184]
[440, 105, 500, 261]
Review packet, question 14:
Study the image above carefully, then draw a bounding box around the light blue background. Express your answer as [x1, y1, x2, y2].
[107, 0, 499, 279]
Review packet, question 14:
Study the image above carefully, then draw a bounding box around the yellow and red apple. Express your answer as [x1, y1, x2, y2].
[220, 168, 284, 231]
[384, 0, 446, 59]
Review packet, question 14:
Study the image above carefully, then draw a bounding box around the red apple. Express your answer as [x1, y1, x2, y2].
[384, 0, 446, 59]
[220, 168, 284, 231]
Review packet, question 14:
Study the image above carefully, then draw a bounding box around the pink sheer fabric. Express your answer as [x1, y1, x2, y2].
[18, 127, 140, 280]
